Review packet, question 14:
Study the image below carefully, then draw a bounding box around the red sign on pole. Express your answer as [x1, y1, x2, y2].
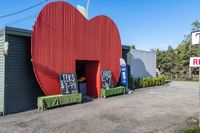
[190, 57, 200, 67]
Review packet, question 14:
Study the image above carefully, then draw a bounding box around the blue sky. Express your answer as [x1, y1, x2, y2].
[0, 0, 200, 50]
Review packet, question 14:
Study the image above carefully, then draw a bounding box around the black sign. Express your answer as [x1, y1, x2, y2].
[59, 73, 78, 94]
[101, 70, 112, 89]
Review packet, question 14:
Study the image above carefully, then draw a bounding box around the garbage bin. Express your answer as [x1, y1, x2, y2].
[78, 77, 87, 97]
[79, 83, 87, 97]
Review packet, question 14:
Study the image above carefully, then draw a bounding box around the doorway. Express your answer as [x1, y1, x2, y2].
[76, 60, 100, 97]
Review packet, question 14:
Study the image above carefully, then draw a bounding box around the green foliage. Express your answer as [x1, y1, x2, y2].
[157, 45, 176, 77]
[100, 86, 126, 97]
[184, 127, 200, 133]
[130, 76, 166, 89]
[37, 93, 82, 110]
[157, 37, 198, 80]
[157, 21, 200, 80]
[192, 20, 200, 31]
[131, 44, 136, 49]
[130, 76, 140, 89]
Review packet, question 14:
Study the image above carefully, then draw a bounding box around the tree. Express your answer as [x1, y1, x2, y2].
[156, 23, 199, 80]
[131, 44, 136, 49]
[156, 46, 176, 77]
[192, 20, 200, 31]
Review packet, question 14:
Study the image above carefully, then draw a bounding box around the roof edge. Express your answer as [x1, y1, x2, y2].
[122, 45, 130, 50]
[129, 49, 157, 54]
[4, 26, 32, 37]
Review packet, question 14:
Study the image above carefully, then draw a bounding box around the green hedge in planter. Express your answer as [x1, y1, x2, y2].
[130, 75, 166, 89]
[100, 86, 126, 98]
[37, 93, 82, 110]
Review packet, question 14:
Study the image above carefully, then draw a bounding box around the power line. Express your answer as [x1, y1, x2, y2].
[0, 0, 49, 19]
[2, 13, 38, 28]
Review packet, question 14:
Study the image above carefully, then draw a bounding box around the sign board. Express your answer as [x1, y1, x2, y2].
[59, 73, 78, 94]
[191, 31, 200, 45]
[101, 70, 112, 89]
[190, 57, 200, 67]
[120, 66, 128, 86]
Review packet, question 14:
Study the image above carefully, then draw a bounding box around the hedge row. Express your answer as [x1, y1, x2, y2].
[37, 93, 82, 110]
[130, 75, 166, 89]
[100, 86, 126, 98]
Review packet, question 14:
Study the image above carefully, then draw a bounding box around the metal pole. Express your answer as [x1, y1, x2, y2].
[191, 31, 200, 127]
[189, 44, 192, 79]
[86, 0, 90, 18]
[199, 44, 200, 127]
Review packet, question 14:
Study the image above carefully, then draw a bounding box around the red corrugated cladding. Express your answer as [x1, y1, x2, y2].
[31, 1, 122, 97]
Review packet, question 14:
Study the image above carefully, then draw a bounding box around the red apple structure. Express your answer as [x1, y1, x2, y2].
[31, 1, 122, 97]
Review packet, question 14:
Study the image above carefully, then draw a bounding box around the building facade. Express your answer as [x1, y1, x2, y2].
[127, 49, 156, 78]
[0, 27, 44, 115]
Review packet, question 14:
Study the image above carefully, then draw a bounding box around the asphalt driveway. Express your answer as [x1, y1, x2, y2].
[0, 81, 198, 133]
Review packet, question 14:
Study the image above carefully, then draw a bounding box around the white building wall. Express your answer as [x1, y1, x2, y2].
[127, 49, 156, 78]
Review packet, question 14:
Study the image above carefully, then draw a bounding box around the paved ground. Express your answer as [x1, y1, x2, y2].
[0, 81, 198, 133]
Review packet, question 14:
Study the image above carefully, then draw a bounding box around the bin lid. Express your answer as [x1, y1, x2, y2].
[78, 76, 86, 82]
[120, 58, 126, 66]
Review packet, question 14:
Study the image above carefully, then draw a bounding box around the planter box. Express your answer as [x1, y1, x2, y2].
[37, 93, 82, 110]
[100, 86, 126, 98]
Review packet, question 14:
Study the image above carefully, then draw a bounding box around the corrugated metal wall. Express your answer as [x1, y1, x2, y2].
[128, 49, 156, 78]
[0, 31, 5, 115]
[122, 45, 130, 63]
[4, 32, 43, 114]
[32, 1, 122, 97]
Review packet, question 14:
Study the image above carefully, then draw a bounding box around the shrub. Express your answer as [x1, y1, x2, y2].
[130, 75, 166, 89]
[130, 76, 140, 89]
[184, 127, 200, 133]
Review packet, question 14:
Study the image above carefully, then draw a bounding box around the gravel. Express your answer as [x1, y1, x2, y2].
[0, 81, 198, 133]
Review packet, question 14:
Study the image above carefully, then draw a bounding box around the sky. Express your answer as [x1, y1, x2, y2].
[0, 0, 200, 51]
